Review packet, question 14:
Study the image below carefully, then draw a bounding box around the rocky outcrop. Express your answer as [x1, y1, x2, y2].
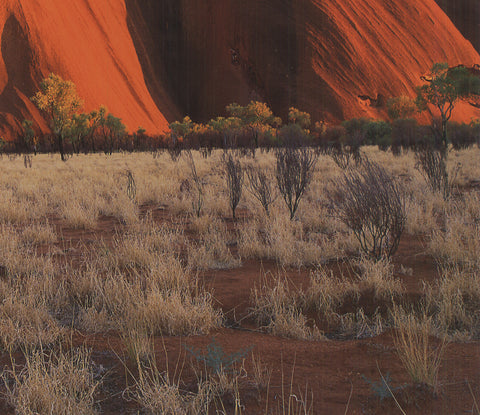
[0, 0, 170, 139]
[126, 0, 480, 125]
[0, 0, 479, 139]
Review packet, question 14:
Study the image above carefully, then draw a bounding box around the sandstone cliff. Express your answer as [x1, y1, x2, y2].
[1, 0, 479, 139]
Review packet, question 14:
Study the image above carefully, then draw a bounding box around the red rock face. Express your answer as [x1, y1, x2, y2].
[0, 0, 170, 139]
[0, 0, 479, 139]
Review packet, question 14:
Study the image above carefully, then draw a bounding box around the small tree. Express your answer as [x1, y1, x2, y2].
[226, 101, 281, 149]
[416, 63, 480, 155]
[32, 73, 83, 161]
[288, 107, 311, 130]
[275, 146, 317, 220]
[67, 113, 90, 154]
[223, 153, 244, 219]
[21, 119, 36, 153]
[95, 106, 126, 155]
[328, 159, 406, 260]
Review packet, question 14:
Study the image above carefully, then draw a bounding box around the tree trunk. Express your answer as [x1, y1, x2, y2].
[57, 134, 66, 162]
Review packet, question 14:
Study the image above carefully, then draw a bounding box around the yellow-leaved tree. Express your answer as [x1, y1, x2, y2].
[32, 73, 83, 161]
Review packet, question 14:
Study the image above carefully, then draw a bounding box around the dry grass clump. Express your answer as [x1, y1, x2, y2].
[0, 296, 65, 352]
[392, 307, 446, 393]
[251, 275, 323, 340]
[355, 257, 404, 300]
[238, 215, 354, 267]
[337, 308, 385, 339]
[21, 221, 57, 245]
[429, 211, 480, 268]
[426, 266, 480, 339]
[77, 268, 222, 336]
[59, 199, 99, 229]
[404, 189, 446, 235]
[303, 267, 358, 319]
[111, 218, 185, 273]
[0, 225, 56, 278]
[3, 347, 99, 415]
[187, 216, 240, 270]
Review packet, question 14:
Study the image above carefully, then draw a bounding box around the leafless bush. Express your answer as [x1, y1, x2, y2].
[275, 146, 317, 220]
[23, 154, 33, 168]
[185, 150, 204, 217]
[245, 166, 277, 216]
[223, 152, 244, 219]
[328, 159, 406, 260]
[415, 147, 458, 199]
[125, 170, 136, 202]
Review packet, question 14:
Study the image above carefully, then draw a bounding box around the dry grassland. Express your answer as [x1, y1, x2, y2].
[0, 147, 478, 413]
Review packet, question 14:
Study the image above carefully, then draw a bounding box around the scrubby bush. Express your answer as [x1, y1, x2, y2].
[328, 159, 406, 260]
[223, 153, 244, 219]
[245, 166, 277, 217]
[275, 146, 317, 220]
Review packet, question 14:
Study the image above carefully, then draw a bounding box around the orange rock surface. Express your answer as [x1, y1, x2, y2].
[1, 0, 479, 139]
[0, 0, 170, 139]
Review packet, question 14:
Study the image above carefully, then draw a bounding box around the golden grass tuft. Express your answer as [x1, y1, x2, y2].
[3, 347, 99, 415]
[392, 306, 446, 393]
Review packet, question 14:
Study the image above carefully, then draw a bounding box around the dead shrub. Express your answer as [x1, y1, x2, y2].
[275, 146, 317, 220]
[328, 159, 406, 260]
[223, 152, 244, 219]
[415, 147, 458, 199]
[245, 166, 277, 217]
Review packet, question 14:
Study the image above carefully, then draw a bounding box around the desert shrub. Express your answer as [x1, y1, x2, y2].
[275, 146, 317, 219]
[245, 166, 277, 216]
[184, 150, 205, 217]
[387, 95, 417, 120]
[390, 118, 420, 155]
[363, 120, 392, 150]
[415, 147, 458, 199]
[448, 121, 478, 150]
[223, 152, 244, 219]
[276, 123, 310, 147]
[328, 159, 406, 260]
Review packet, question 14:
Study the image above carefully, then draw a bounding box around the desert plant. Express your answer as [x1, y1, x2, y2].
[185, 337, 252, 375]
[31, 73, 83, 161]
[275, 146, 317, 220]
[392, 307, 446, 393]
[185, 150, 204, 217]
[415, 146, 459, 199]
[328, 159, 406, 260]
[223, 152, 244, 219]
[125, 169, 136, 202]
[3, 347, 99, 415]
[362, 372, 406, 401]
[245, 166, 277, 216]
